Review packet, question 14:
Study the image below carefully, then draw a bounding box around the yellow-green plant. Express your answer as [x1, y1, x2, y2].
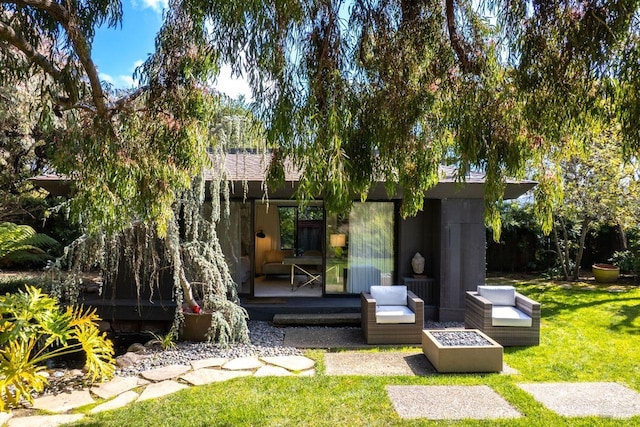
[146, 329, 177, 351]
[0, 286, 115, 410]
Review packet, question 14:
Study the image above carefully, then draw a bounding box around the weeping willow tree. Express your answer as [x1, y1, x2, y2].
[3, 0, 640, 341]
[196, 0, 640, 239]
[0, 0, 257, 343]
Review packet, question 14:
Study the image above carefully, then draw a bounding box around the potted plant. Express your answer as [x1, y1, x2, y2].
[592, 263, 620, 283]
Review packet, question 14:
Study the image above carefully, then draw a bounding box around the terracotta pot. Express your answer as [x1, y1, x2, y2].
[181, 312, 213, 342]
[592, 264, 620, 284]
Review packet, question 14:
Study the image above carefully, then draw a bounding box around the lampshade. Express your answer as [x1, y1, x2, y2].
[329, 233, 346, 247]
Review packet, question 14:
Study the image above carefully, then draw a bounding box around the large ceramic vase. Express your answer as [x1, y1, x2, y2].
[592, 264, 620, 284]
[182, 312, 213, 342]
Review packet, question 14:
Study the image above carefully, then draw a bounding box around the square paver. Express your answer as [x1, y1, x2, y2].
[387, 385, 521, 420]
[518, 382, 640, 418]
[325, 352, 435, 376]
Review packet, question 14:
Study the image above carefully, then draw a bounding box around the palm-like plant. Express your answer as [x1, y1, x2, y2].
[0, 286, 115, 410]
[0, 222, 58, 266]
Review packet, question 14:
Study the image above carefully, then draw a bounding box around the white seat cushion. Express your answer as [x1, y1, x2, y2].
[375, 305, 415, 324]
[478, 285, 516, 306]
[370, 285, 407, 306]
[492, 305, 532, 327]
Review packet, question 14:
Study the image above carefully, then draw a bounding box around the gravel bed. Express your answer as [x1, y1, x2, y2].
[31, 321, 299, 399]
[114, 320, 301, 376]
[430, 330, 492, 346]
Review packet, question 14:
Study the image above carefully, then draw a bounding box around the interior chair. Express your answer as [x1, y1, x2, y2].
[361, 285, 424, 344]
[465, 285, 541, 346]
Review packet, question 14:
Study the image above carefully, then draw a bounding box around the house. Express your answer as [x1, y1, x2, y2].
[32, 152, 535, 326]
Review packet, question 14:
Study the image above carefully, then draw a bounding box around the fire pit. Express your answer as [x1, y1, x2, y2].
[422, 329, 503, 373]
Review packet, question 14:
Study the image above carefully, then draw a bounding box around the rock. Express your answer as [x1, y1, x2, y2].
[144, 339, 163, 350]
[126, 343, 147, 354]
[116, 352, 146, 368]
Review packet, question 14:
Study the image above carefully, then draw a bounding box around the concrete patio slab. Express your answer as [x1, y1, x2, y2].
[190, 357, 227, 370]
[260, 355, 315, 372]
[254, 365, 293, 377]
[222, 356, 264, 371]
[518, 382, 640, 418]
[387, 385, 522, 420]
[91, 376, 147, 400]
[7, 414, 84, 427]
[31, 390, 95, 413]
[284, 327, 369, 349]
[180, 368, 252, 386]
[325, 351, 435, 376]
[140, 364, 191, 382]
[90, 391, 139, 414]
[137, 380, 188, 402]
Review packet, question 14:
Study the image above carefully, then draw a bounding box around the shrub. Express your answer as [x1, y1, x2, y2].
[0, 286, 114, 410]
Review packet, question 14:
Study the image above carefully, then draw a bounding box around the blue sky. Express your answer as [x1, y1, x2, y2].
[92, 0, 251, 99]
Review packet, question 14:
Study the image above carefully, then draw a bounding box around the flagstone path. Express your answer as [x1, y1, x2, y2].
[3, 355, 315, 427]
[3, 352, 640, 425]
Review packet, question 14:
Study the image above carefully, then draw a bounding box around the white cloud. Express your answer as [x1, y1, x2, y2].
[214, 65, 253, 101]
[135, 0, 168, 13]
[99, 72, 115, 85]
[99, 72, 136, 89]
[131, 60, 145, 72]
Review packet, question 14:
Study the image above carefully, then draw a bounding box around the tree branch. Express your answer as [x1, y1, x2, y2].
[0, 20, 64, 81]
[5, 0, 109, 118]
[445, 0, 481, 74]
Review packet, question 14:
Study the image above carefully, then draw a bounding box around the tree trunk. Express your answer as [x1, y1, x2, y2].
[164, 221, 199, 311]
[618, 223, 628, 251]
[573, 218, 590, 281]
[552, 219, 570, 281]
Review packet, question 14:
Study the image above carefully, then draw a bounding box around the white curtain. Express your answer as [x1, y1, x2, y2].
[347, 202, 394, 293]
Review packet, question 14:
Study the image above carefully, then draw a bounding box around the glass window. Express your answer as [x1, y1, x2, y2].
[325, 202, 395, 294]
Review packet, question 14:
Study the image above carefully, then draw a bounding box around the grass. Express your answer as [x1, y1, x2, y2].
[65, 278, 640, 425]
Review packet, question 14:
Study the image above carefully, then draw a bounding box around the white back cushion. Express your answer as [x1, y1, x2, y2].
[370, 285, 407, 306]
[478, 285, 516, 306]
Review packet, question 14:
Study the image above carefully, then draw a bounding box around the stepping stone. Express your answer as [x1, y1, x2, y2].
[518, 382, 640, 418]
[0, 412, 11, 425]
[190, 357, 227, 371]
[90, 391, 139, 413]
[31, 390, 95, 413]
[254, 365, 293, 377]
[137, 380, 188, 402]
[386, 385, 521, 420]
[222, 357, 264, 371]
[261, 355, 315, 372]
[181, 369, 252, 386]
[325, 352, 434, 376]
[91, 376, 148, 399]
[7, 414, 84, 427]
[298, 369, 315, 377]
[140, 364, 191, 382]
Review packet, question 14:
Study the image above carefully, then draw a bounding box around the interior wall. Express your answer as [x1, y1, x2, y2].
[254, 203, 280, 274]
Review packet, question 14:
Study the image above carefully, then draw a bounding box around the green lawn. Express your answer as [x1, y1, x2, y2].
[70, 277, 640, 426]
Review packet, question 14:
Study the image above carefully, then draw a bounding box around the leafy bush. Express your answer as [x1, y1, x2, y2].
[0, 222, 59, 267]
[0, 286, 115, 410]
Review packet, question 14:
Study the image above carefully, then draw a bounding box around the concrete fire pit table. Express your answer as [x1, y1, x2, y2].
[422, 329, 503, 373]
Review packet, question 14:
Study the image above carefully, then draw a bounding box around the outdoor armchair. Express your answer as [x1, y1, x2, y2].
[465, 285, 541, 346]
[361, 285, 424, 345]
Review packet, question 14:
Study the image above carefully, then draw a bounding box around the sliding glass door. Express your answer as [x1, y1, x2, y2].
[325, 202, 395, 294]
